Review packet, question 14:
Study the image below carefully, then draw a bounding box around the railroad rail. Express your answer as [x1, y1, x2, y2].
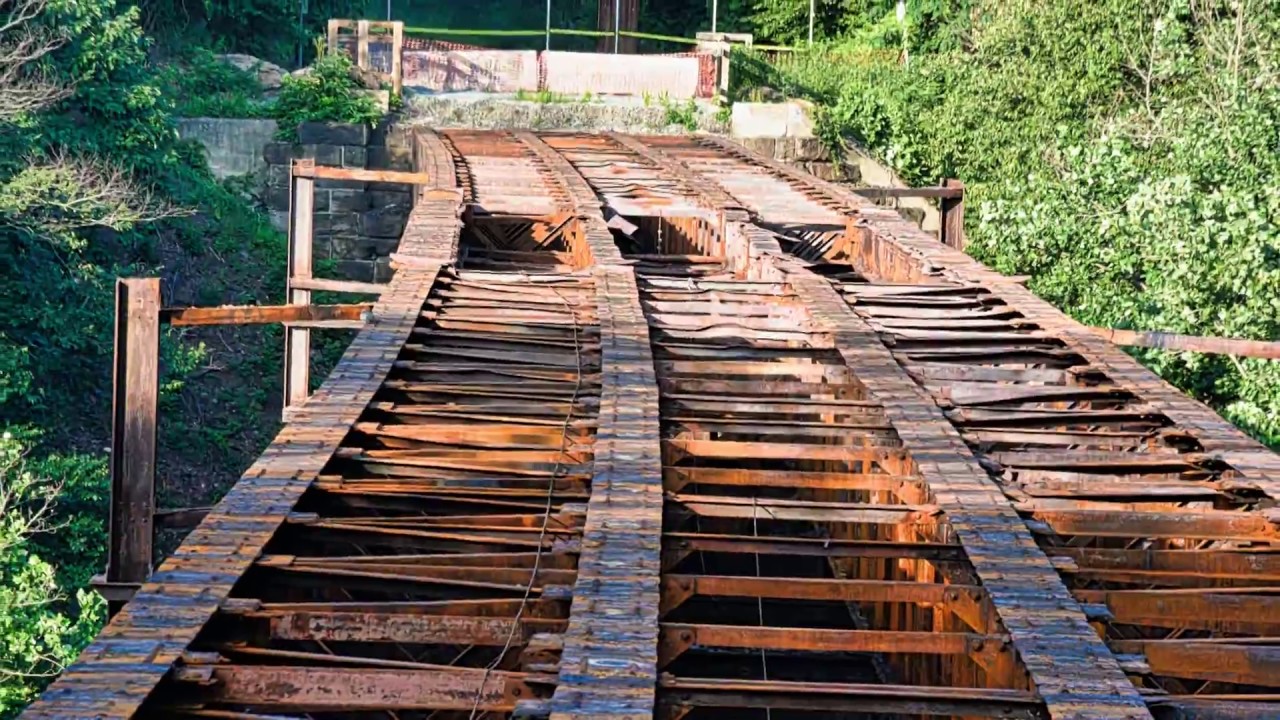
[24, 129, 1280, 720]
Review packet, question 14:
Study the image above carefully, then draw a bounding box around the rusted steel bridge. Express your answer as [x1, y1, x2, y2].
[25, 130, 1280, 720]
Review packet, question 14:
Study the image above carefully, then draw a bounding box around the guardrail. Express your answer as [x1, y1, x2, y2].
[853, 180, 966, 250]
[326, 20, 807, 101]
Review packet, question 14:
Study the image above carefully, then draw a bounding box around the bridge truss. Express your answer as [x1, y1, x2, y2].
[23, 130, 1280, 720]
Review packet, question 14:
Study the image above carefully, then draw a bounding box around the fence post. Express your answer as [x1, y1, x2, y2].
[719, 45, 732, 102]
[327, 19, 340, 56]
[357, 19, 371, 69]
[284, 160, 315, 415]
[106, 278, 160, 615]
[391, 21, 404, 96]
[941, 178, 965, 251]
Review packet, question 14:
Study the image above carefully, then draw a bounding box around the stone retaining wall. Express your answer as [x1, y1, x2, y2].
[177, 118, 280, 179]
[262, 121, 414, 282]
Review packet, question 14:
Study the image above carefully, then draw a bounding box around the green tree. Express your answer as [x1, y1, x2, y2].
[746, 0, 1280, 446]
[0, 435, 106, 719]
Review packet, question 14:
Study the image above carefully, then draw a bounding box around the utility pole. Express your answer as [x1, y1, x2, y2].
[808, 0, 815, 46]
[898, 0, 909, 65]
[296, 0, 305, 65]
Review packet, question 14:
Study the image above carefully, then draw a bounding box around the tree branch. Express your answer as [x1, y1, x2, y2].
[0, 0, 70, 119]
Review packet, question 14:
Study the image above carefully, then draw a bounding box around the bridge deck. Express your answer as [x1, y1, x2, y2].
[23, 131, 1280, 720]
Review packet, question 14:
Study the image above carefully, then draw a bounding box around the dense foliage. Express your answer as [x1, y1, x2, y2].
[141, 0, 361, 65]
[0, 0, 332, 712]
[272, 53, 384, 137]
[739, 0, 1280, 446]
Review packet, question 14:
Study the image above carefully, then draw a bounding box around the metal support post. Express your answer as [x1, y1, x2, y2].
[940, 178, 965, 251]
[106, 278, 160, 615]
[284, 159, 316, 415]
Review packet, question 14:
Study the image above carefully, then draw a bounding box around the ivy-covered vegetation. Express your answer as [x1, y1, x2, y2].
[735, 0, 1280, 447]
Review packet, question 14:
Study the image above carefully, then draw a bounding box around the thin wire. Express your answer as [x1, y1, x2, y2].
[467, 277, 584, 720]
[752, 495, 771, 720]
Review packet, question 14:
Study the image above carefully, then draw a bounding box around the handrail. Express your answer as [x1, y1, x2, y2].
[1093, 327, 1280, 359]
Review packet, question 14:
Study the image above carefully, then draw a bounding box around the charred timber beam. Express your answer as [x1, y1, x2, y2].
[251, 610, 567, 644]
[660, 575, 988, 630]
[657, 623, 1010, 668]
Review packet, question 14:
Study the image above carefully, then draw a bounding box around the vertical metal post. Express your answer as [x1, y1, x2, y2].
[386, 0, 391, 21]
[941, 178, 966, 251]
[546, 0, 552, 51]
[107, 278, 159, 616]
[808, 0, 815, 45]
[284, 160, 315, 415]
[712, 0, 718, 33]
[614, 0, 620, 53]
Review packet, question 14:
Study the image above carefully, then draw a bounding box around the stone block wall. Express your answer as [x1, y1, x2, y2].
[734, 136, 856, 183]
[263, 120, 415, 282]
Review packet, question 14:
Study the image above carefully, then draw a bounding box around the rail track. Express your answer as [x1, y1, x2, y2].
[24, 129, 1280, 720]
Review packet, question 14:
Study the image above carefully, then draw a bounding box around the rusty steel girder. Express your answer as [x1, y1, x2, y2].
[25, 129, 1280, 720]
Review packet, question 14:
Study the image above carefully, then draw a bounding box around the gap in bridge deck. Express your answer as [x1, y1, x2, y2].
[136, 210, 601, 719]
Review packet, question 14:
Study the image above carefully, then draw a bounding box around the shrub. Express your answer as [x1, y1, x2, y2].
[271, 53, 383, 139]
[154, 48, 272, 119]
